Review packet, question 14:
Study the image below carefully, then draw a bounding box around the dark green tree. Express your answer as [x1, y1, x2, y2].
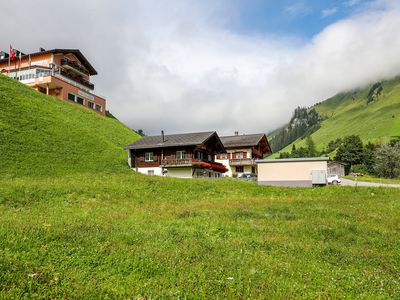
[334, 135, 365, 171]
[305, 135, 317, 157]
[136, 129, 146, 136]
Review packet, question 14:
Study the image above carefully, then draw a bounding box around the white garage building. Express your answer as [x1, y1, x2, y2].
[256, 157, 330, 187]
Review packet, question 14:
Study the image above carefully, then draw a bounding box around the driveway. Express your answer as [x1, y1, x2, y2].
[340, 178, 400, 188]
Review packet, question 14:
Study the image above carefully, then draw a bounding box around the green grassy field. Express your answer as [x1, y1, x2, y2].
[344, 175, 400, 185]
[1, 75, 400, 298]
[1, 174, 400, 298]
[271, 77, 400, 157]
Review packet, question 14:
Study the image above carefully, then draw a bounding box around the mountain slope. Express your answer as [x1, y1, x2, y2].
[272, 77, 400, 156]
[0, 75, 140, 176]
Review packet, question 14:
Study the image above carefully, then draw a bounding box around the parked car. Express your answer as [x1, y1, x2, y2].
[237, 173, 257, 181]
[327, 174, 341, 185]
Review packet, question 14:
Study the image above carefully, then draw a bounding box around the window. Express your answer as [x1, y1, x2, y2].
[252, 166, 256, 174]
[88, 102, 94, 109]
[176, 151, 186, 160]
[145, 152, 154, 162]
[68, 93, 76, 102]
[235, 152, 244, 159]
[236, 166, 244, 173]
[76, 97, 84, 105]
[147, 170, 155, 176]
[220, 153, 228, 160]
[95, 104, 102, 112]
[197, 152, 204, 160]
[208, 154, 212, 161]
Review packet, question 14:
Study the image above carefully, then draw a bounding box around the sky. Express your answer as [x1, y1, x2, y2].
[1, 0, 400, 135]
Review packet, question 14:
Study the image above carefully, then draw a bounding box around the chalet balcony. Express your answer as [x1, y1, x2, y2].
[229, 158, 256, 166]
[61, 58, 90, 76]
[161, 158, 227, 171]
[59, 69, 94, 90]
[161, 158, 210, 167]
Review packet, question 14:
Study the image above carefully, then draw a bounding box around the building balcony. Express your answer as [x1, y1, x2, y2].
[229, 158, 256, 166]
[161, 158, 228, 172]
[8, 66, 94, 91]
[61, 58, 89, 76]
[59, 69, 94, 90]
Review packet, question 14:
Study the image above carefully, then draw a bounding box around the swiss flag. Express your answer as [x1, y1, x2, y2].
[9, 44, 15, 61]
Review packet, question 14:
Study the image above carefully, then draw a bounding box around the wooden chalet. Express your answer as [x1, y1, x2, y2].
[125, 131, 228, 178]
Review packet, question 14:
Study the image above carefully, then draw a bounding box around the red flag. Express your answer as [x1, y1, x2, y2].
[9, 45, 15, 61]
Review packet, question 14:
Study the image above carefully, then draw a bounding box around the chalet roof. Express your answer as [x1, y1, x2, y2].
[125, 131, 223, 150]
[0, 49, 97, 75]
[220, 133, 266, 148]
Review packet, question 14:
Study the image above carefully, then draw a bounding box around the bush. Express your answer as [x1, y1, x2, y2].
[375, 142, 400, 178]
[351, 164, 368, 174]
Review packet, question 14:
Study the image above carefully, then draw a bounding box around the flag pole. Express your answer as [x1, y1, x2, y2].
[18, 52, 21, 74]
[8, 44, 11, 76]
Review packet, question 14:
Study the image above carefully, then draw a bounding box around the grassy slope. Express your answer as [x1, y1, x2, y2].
[0, 76, 399, 298]
[271, 77, 400, 157]
[0, 75, 140, 176]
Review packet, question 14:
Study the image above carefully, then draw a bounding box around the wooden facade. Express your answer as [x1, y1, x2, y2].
[131, 136, 222, 169]
[125, 131, 228, 178]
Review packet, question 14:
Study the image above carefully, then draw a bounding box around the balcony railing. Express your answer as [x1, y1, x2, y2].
[161, 158, 225, 167]
[161, 158, 202, 166]
[229, 158, 256, 166]
[8, 66, 95, 91]
[61, 58, 90, 75]
[59, 69, 94, 90]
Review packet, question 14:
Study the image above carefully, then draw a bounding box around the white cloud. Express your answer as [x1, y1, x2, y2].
[322, 7, 339, 18]
[0, 0, 400, 136]
[285, 2, 313, 17]
[345, 0, 361, 7]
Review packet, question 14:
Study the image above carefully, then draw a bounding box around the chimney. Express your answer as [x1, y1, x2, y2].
[39, 47, 46, 52]
[161, 130, 165, 143]
[235, 131, 239, 136]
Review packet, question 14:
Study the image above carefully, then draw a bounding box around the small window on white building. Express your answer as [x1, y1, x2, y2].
[148, 170, 155, 176]
[176, 151, 186, 160]
[235, 152, 244, 159]
[145, 152, 154, 162]
[220, 153, 228, 159]
[236, 166, 244, 173]
[197, 152, 204, 160]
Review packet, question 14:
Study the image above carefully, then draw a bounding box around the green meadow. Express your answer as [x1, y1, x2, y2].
[1, 75, 399, 298]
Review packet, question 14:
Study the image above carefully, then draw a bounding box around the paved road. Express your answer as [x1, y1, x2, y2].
[340, 178, 400, 188]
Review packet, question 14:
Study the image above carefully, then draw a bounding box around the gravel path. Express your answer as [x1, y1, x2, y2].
[340, 178, 400, 188]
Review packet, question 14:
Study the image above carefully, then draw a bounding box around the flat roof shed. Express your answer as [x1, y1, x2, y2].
[256, 157, 330, 187]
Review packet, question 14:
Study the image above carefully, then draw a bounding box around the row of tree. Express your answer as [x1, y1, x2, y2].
[278, 135, 400, 178]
